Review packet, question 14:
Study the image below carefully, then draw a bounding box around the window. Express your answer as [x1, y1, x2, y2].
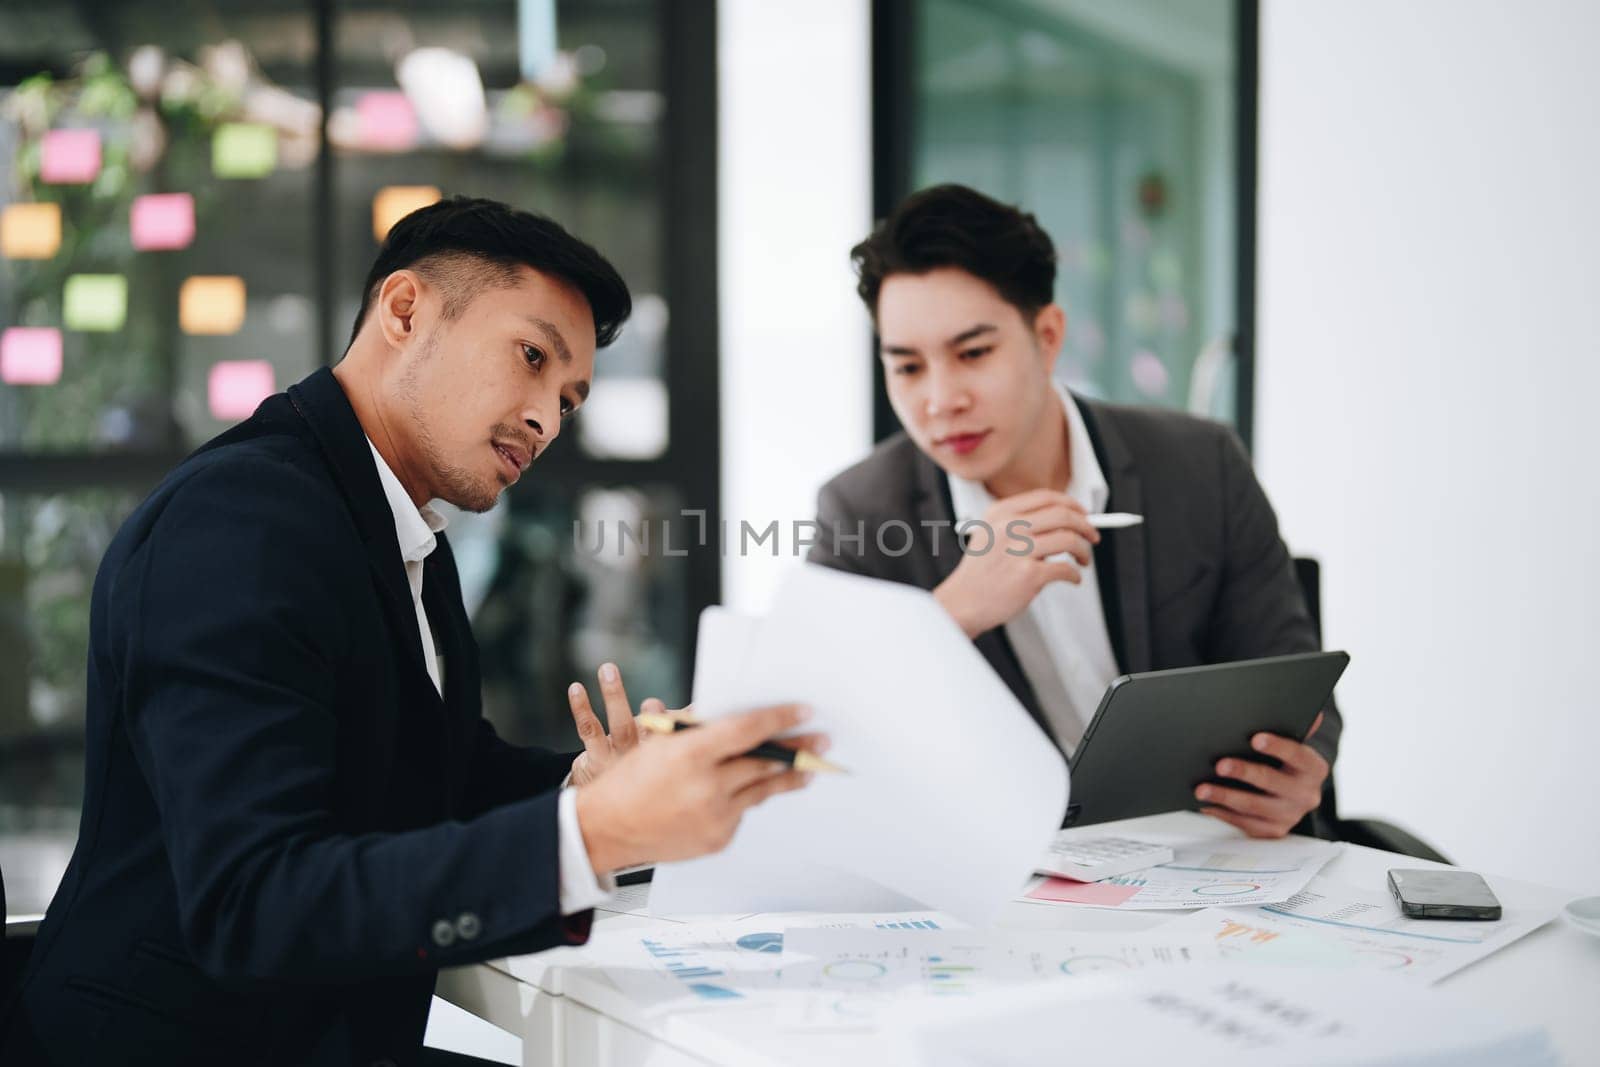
[877, 0, 1250, 435]
[0, 2, 717, 900]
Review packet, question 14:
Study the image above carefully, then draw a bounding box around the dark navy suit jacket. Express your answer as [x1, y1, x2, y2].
[5, 368, 585, 1066]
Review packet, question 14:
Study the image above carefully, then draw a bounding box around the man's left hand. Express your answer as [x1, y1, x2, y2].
[567, 662, 650, 788]
[1195, 712, 1329, 838]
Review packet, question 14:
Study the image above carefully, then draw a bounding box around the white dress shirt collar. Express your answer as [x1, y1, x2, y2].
[365, 439, 448, 561]
[948, 382, 1109, 523]
[362, 438, 612, 913]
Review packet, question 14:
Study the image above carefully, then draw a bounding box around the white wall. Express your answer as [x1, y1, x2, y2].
[718, 0, 875, 614]
[1256, 0, 1600, 890]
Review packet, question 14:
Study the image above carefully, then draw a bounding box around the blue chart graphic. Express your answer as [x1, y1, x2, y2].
[1192, 882, 1264, 897]
[1258, 906, 1487, 945]
[688, 983, 743, 1000]
[1059, 955, 1132, 976]
[641, 937, 744, 1001]
[736, 932, 785, 954]
[876, 919, 941, 930]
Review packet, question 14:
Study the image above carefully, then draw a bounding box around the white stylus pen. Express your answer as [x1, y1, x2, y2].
[1089, 512, 1144, 529]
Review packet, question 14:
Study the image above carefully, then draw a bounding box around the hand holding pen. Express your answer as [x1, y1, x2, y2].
[565, 663, 833, 872]
[637, 710, 846, 774]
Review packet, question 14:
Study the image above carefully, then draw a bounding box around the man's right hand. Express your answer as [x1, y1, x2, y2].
[933, 489, 1100, 639]
[573, 704, 822, 875]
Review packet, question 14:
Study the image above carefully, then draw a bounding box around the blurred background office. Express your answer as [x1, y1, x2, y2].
[1, 0, 1596, 948]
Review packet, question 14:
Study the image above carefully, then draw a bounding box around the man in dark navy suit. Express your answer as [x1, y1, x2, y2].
[3, 197, 818, 1066]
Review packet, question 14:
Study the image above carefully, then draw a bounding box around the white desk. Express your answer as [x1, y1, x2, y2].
[438, 812, 1600, 1065]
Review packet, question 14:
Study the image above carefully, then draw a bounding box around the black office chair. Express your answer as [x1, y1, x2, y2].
[1293, 557, 1452, 864]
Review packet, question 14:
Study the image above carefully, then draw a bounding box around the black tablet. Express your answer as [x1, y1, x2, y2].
[1062, 651, 1350, 828]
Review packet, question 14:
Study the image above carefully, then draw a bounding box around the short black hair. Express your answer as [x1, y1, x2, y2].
[851, 184, 1056, 320]
[348, 195, 632, 349]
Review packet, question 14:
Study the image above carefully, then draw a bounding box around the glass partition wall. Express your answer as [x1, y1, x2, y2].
[0, 1, 718, 899]
[876, 0, 1250, 436]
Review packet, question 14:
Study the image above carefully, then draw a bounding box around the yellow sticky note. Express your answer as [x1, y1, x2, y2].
[63, 274, 128, 332]
[1, 203, 62, 259]
[212, 123, 278, 179]
[372, 185, 442, 242]
[180, 275, 247, 335]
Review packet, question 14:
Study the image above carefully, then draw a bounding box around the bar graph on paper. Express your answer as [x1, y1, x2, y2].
[640, 935, 749, 1001]
[586, 913, 957, 1013]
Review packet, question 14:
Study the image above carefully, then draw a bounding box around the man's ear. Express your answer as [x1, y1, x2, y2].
[375, 270, 425, 349]
[1033, 303, 1067, 374]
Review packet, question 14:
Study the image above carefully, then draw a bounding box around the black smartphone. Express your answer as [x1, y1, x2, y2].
[1387, 868, 1502, 920]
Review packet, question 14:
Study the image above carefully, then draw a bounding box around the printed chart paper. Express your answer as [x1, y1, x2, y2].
[1160, 876, 1557, 984]
[775, 927, 1217, 1032]
[884, 964, 1556, 1066]
[1022, 838, 1340, 910]
[573, 913, 958, 1016]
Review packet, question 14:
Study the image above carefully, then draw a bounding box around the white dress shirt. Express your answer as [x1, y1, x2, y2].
[946, 385, 1121, 755]
[366, 439, 613, 914]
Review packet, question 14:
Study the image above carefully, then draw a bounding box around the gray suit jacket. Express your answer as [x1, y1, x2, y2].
[807, 396, 1341, 792]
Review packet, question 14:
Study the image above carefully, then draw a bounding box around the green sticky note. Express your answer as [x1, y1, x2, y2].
[63, 274, 128, 332]
[212, 123, 278, 179]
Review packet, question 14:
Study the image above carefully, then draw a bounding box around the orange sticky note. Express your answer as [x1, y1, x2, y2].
[180, 275, 247, 335]
[208, 360, 275, 420]
[372, 185, 441, 242]
[1, 327, 64, 385]
[1, 203, 62, 259]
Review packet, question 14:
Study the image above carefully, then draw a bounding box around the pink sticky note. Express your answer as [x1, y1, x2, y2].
[1025, 877, 1143, 908]
[208, 360, 276, 420]
[40, 129, 102, 184]
[131, 193, 196, 251]
[358, 91, 419, 151]
[1, 327, 64, 386]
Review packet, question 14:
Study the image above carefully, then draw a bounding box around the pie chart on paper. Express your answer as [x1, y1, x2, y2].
[736, 931, 784, 954]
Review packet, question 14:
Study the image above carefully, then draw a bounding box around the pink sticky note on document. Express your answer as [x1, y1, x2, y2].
[1, 327, 64, 385]
[1025, 876, 1142, 907]
[131, 193, 196, 250]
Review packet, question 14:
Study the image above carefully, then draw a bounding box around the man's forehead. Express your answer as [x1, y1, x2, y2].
[500, 265, 597, 343]
[880, 272, 1010, 326]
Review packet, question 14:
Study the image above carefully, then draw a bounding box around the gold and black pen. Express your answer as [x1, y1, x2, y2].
[635, 712, 846, 774]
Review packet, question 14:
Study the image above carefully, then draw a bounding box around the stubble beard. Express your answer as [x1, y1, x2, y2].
[398, 334, 502, 514]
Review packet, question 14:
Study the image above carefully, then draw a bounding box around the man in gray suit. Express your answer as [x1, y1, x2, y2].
[808, 185, 1335, 839]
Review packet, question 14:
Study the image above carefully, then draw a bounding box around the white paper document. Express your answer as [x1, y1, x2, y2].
[1021, 838, 1340, 910]
[650, 566, 1070, 924]
[774, 926, 1217, 1033]
[882, 965, 1557, 1066]
[564, 912, 958, 1016]
[1159, 875, 1558, 984]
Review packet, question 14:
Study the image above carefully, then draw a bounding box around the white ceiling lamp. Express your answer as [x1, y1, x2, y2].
[396, 47, 488, 150]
